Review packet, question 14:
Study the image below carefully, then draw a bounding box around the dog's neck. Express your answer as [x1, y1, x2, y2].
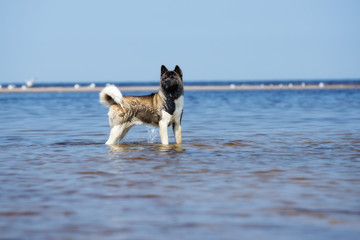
[160, 84, 183, 99]
[159, 86, 183, 115]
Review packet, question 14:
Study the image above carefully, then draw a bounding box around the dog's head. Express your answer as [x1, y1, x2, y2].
[160, 65, 183, 95]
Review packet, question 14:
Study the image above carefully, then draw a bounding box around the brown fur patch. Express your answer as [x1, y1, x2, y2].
[108, 92, 165, 127]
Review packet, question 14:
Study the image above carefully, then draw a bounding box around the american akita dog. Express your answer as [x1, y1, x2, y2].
[99, 65, 184, 145]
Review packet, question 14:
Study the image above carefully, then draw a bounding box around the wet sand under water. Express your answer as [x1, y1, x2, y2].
[0, 89, 359, 239]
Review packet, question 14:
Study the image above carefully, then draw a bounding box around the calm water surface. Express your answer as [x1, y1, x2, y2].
[0, 89, 359, 240]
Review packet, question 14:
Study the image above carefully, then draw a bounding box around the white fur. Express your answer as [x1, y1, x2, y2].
[106, 123, 133, 145]
[158, 96, 184, 145]
[173, 96, 184, 144]
[159, 96, 184, 127]
[159, 111, 171, 145]
[99, 85, 123, 107]
[173, 96, 184, 118]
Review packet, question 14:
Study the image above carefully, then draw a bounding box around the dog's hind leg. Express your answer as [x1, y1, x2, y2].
[105, 124, 126, 145]
[118, 125, 133, 142]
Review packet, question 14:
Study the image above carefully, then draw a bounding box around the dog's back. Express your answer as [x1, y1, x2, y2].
[111, 94, 164, 127]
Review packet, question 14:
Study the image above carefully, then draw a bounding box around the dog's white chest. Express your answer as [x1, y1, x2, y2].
[161, 95, 184, 124]
[173, 95, 184, 116]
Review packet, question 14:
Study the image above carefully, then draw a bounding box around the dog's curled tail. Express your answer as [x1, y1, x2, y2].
[99, 85, 123, 107]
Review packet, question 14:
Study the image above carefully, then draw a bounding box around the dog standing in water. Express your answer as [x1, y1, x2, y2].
[100, 65, 184, 145]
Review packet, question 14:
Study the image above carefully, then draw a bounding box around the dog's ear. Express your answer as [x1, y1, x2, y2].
[161, 65, 168, 76]
[174, 65, 182, 79]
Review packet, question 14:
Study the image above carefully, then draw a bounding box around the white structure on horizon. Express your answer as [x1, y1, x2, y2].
[25, 78, 36, 88]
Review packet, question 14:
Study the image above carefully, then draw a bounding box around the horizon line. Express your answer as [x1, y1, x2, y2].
[2, 78, 360, 85]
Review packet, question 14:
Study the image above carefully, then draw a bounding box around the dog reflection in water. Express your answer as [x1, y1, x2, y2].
[107, 142, 186, 153]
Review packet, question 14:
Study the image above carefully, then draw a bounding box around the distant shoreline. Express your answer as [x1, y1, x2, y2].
[1, 84, 360, 93]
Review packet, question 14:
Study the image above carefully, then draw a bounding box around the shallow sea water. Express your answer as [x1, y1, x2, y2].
[0, 89, 360, 240]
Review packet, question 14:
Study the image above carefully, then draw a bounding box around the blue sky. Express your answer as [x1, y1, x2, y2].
[1, 0, 359, 83]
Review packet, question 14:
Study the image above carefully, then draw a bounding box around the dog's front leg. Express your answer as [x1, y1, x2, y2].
[173, 121, 182, 144]
[159, 121, 169, 145]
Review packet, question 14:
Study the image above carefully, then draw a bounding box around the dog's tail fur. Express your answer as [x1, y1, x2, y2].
[99, 85, 123, 107]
